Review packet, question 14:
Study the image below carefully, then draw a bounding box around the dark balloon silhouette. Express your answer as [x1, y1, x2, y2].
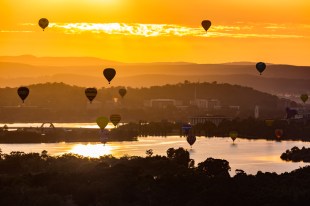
[201, 20, 211, 32]
[96, 116, 109, 130]
[119, 88, 127, 98]
[17, 87, 29, 103]
[256, 62, 266, 75]
[300, 94, 308, 103]
[38, 18, 49, 31]
[110, 114, 121, 127]
[275, 129, 283, 139]
[103, 68, 116, 84]
[229, 131, 238, 142]
[186, 135, 196, 147]
[85, 88, 97, 103]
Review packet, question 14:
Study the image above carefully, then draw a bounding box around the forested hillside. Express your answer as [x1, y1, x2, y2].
[0, 82, 293, 122]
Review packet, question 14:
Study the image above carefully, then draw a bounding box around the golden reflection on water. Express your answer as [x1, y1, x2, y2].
[70, 143, 114, 158]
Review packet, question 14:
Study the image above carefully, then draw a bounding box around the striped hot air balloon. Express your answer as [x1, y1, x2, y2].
[110, 114, 121, 127]
[85, 88, 97, 103]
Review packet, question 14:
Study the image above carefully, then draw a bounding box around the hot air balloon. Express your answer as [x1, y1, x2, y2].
[17, 87, 29, 103]
[256, 62, 266, 75]
[187, 135, 196, 147]
[99, 129, 110, 145]
[38, 18, 49, 31]
[110, 114, 121, 127]
[201, 20, 211, 32]
[286, 108, 297, 119]
[229, 131, 238, 142]
[275, 129, 283, 139]
[85, 88, 97, 103]
[300, 94, 308, 104]
[119, 88, 127, 98]
[265, 119, 274, 127]
[96, 116, 109, 130]
[103, 68, 116, 84]
[182, 124, 192, 136]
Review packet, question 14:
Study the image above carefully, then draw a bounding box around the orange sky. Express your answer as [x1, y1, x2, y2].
[1, 0, 310, 65]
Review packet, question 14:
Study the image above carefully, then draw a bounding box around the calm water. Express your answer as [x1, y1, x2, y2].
[1, 135, 310, 175]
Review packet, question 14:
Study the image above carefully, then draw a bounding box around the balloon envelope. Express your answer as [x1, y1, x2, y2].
[110, 114, 121, 126]
[265, 119, 274, 127]
[286, 108, 297, 119]
[103, 68, 116, 84]
[300, 94, 308, 103]
[96, 116, 109, 130]
[17, 87, 29, 103]
[256, 62, 266, 75]
[38, 18, 49, 30]
[201, 20, 211, 32]
[85, 88, 97, 103]
[229, 131, 238, 142]
[275, 129, 283, 138]
[119, 88, 127, 98]
[187, 135, 196, 146]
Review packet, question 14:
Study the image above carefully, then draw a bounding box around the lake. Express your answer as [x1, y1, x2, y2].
[1, 135, 309, 175]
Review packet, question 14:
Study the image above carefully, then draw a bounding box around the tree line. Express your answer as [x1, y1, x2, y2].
[0, 148, 309, 205]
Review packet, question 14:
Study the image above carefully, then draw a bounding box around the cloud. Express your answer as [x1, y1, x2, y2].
[14, 22, 306, 39]
[0, 30, 33, 33]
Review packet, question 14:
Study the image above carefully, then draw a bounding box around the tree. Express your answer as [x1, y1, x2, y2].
[166, 147, 190, 167]
[197, 158, 231, 178]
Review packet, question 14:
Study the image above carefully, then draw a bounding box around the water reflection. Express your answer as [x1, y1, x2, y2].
[70, 143, 114, 158]
[1, 136, 310, 175]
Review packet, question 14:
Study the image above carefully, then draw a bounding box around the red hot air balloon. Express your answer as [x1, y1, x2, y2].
[201, 20, 211, 32]
[275, 129, 283, 139]
[103, 68, 116, 84]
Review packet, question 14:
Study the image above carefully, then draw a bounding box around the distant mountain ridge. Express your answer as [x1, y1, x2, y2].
[1, 55, 309, 101]
[0, 55, 124, 67]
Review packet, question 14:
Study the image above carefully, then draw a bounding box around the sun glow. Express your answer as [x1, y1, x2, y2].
[70, 143, 114, 158]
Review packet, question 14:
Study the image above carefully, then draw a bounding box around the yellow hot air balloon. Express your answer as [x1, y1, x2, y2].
[265, 119, 274, 127]
[110, 114, 121, 127]
[229, 131, 238, 142]
[96, 116, 109, 130]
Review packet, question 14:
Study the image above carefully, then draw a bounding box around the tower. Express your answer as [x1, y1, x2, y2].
[255, 105, 259, 119]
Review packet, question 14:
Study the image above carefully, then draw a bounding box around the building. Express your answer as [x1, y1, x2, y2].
[189, 115, 233, 126]
[190, 99, 220, 109]
[144, 99, 181, 109]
